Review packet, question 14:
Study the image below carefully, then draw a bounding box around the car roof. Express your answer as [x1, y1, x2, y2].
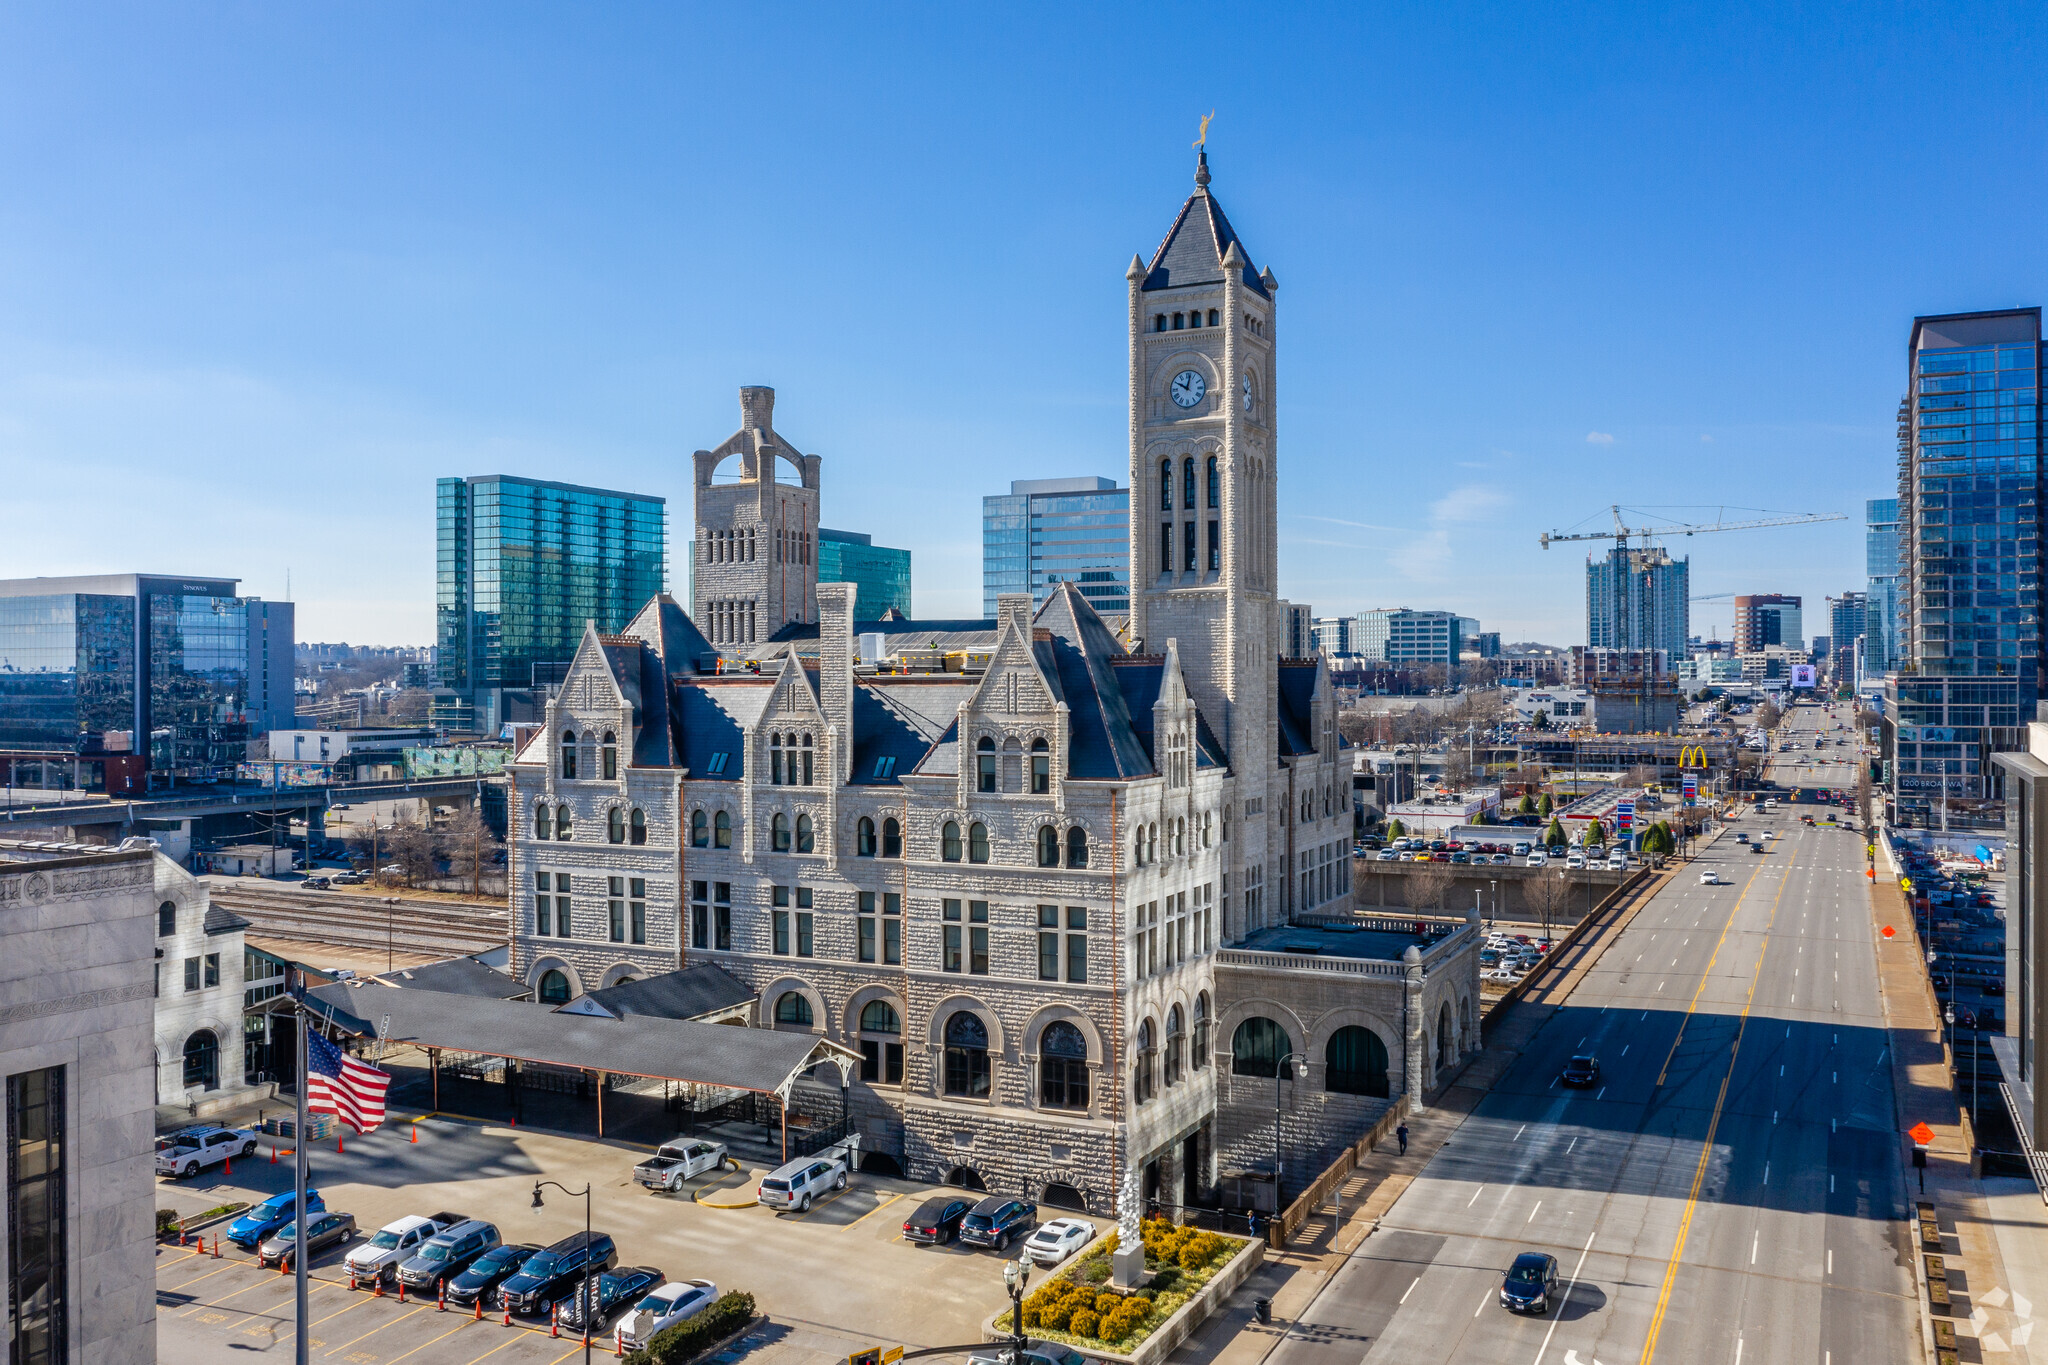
[545, 1229, 609, 1253]
[381, 1215, 436, 1233]
[970, 1195, 1014, 1213]
[1511, 1251, 1555, 1269]
[428, 1220, 495, 1242]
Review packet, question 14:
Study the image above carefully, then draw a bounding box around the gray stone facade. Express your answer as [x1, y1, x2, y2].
[691, 386, 822, 651]
[0, 840, 159, 1365]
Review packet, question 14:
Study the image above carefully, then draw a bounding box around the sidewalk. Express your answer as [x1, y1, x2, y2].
[1169, 1003, 1555, 1365]
[1870, 868, 2041, 1361]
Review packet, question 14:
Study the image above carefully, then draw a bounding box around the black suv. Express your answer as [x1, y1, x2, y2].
[445, 1243, 539, 1308]
[1560, 1055, 1599, 1088]
[959, 1197, 1037, 1252]
[1500, 1251, 1559, 1313]
[495, 1231, 619, 1316]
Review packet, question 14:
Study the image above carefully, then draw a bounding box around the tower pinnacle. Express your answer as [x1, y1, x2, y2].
[1195, 149, 1210, 189]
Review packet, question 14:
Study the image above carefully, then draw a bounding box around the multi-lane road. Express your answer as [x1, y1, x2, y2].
[1272, 769, 1915, 1364]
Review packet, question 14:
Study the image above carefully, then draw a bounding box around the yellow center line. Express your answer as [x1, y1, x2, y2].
[1655, 852, 1776, 1086]
[1639, 851, 1796, 1365]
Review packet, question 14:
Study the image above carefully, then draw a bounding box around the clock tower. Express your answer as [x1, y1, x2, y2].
[1126, 149, 1280, 769]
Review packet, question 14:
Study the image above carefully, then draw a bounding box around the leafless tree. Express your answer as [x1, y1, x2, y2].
[1442, 748, 1475, 793]
[1524, 869, 1579, 943]
[1756, 700, 1782, 730]
[1338, 710, 1374, 746]
[1856, 765, 1874, 832]
[1623, 764, 1660, 790]
[1408, 861, 1457, 916]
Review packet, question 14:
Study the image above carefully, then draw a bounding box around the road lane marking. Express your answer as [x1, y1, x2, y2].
[1527, 1201, 1542, 1223]
[1532, 1229, 1598, 1365]
[1567, 1136, 1578, 1153]
[1621, 1045, 1628, 1056]
[1830, 1174, 1836, 1192]
[1476, 1291, 1489, 1317]
[1468, 1185, 1486, 1206]
[382, 1319, 480, 1365]
[454, 1332, 536, 1365]
[1763, 1162, 1769, 1184]
[1827, 1248, 1833, 1275]
[1400, 1276, 1419, 1304]
[1516, 1124, 1527, 1141]
[1596, 1086, 1606, 1100]
[1751, 1231, 1759, 1264]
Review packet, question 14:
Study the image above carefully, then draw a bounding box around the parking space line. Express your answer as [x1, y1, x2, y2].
[789, 1185, 857, 1220]
[178, 1273, 305, 1317]
[843, 1190, 907, 1231]
[164, 1261, 242, 1293]
[323, 1303, 429, 1356]
[456, 1330, 545, 1365]
[380, 1317, 482, 1364]
[308, 1292, 379, 1329]
[547, 1346, 587, 1364]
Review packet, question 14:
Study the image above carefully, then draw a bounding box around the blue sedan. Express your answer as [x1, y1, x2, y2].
[226, 1191, 326, 1249]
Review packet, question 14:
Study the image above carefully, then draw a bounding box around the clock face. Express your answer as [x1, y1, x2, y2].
[1170, 370, 1206, 408]
[1242, 375, 1255, 413]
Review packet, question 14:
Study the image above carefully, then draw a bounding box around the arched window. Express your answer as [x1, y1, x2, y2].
[1165, 1006, 1186, 1086]
[769, 733, 786, 786]
[601, 731, 618, 780]
[555, 805, 572, 840]
[800, 733, 814, 786]
[1031, 737, 1050, 794]
[1133, 1019, 1156, 1104]
[538, 970, 571, 1005]
[860, 997, 904, 1085]
[1037, 826, 1060, 868]
[608, 808, 625, 844]
[1437, 1005, 1454, 1073]
[882, 817, 902, 858]
[630, 808, 646, 845]
[714, 810, 732, 849]
[1207, 455, 1219, 509]
[856, 817, 876, 857]
[772, 813, 791, 852]
[535, 805, 553, 841]
[977, 736, 997, 793]
[1147, 823, 1158, 863]
[181, 1030, 219, 1091]
[560, 730, 577, 779]
[775, 992, 813, 1027]
[1183, 457, 1196, 509]
[691, 810, 708, 848]
[1231, 1017, 1294, 1077]
[968, 822, 990, 864]
[1172, 311, 1184, 329]
[1326, 1026, 1390, 1097]
[1192, 993, 1211, 1069]
[1160, 460, 1173, 512]
[860, 1001, 900, 1033]
[943, 1012, 991, 1097]
[1154, 314, 1166, 332]
[796, 813, 815, 854]
[1040, 1020, 1089, 1110]
[1067, 827, 1089, 869]
[941, 821, 962, 862]
[1207, 308, 1219, 326]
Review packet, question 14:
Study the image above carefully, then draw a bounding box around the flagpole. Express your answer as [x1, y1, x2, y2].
[295, 991, 310, 1365]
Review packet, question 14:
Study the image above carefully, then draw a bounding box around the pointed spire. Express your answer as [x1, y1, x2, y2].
[1195, 149, 1210, 189]
[1127, 253, 1146, 283]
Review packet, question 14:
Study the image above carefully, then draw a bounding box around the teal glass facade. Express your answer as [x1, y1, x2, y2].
[982, 477, 1129, 617]
[817, 528, 912, 618]
[437, 476, 667, 700]
[1865, 497, 1901, 675]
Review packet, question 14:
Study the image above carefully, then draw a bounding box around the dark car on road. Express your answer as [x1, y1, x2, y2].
[560, 1264, 665, 1332]
[226, 1190, 326, 1249]
[1560, 1055, 1600, 1088]
[903, 1195, 974, 1246]
[496, 1231, 619, 1316]
[1500, 1251, 1560, 1313]
[257, 1211, 356, 1268]
[444, 1242, 539, 1308]
[959, 1197, 1037, 1251]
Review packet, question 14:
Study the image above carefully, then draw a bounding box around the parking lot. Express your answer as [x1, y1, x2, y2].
[157, 1117, 1102, 1364]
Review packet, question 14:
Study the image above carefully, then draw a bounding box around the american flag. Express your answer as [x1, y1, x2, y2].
[305, 1029, 391, 1133]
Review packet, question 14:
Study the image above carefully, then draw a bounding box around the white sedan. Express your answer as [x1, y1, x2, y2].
[617, 1279, 717, 1354]
[1022, 1217, 1094, 1266]
[1699, 871, 1721, 885]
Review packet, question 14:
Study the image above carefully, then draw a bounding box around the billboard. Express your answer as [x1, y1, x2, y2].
[1791, 664, 1818, 689]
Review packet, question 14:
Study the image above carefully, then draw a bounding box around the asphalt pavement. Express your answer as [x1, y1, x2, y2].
[1263, 761, 1916, 1363]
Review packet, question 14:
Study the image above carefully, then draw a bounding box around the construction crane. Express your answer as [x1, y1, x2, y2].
[1540, 504, 1846, 551]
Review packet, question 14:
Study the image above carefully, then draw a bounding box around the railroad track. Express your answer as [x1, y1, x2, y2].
[210, 889, 507, 959]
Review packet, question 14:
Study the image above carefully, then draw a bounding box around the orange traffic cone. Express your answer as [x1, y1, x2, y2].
[224, 1158, 231, 1176]
[438, 1283, 446, 1312]
[473, 1296, 483, 1321]
[270, 1145, 278, 1164]
[550, 1305, 560, 1339]
[397, 1280, 406, 1304]
[349, 1274, 357, 1291]
[373, 1275, 386, 1298]
[212, 1236, 221, 1259]
[503, 1303, 512, 1327]
[337, 1134, 344, 1154]
[410, 1124, 418, 1143]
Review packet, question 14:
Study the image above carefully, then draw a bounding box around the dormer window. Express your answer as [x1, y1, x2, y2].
[560, 730, 577, 779]
[1030, 738, 1050, 794]
[602, 731, 618, 780]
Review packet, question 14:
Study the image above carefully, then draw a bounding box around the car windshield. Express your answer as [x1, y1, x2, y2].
[255, 1195, 293, 1214]
[1029, 1229, 1058, 1242]
[472, 1247, 522, 1273]
[368, 1231, 402, 1249]
[1507, 1262, 1547, 1284]
[638, 1290, 683, 1313]
[276, 1223, 301, 1240]
[419, 1242, 452, 1262]
[518, 1253, 561, 1278]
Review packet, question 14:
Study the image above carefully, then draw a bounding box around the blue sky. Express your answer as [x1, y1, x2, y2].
[3, 3, 2045, 647]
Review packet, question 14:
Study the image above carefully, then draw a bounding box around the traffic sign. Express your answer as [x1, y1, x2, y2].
[1909, 1122, 1935, 1146]
[1881, 925, 1895, 939]
[884, 1349, 904, 1364]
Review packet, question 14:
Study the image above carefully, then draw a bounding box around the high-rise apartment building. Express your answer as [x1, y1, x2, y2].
[981, 477, 1130, 618]
[1278, 600, 1313, 659]
[817, 529, 912, 619]
[1310, 615, 1353, 657]
[1866, 497, 1902, 675]
[1888, 308, 2044, 811]
[1355, 609, 1464, 666]
[1732, 595, 1804, 655]
[436, 475, 667, 731]
[1586, 545, 1689, 658]
[0, 574, 294, 783]
[1826, 593, 1866, 685]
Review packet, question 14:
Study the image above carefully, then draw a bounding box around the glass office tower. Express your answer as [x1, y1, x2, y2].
[1888, 308, 2044, 815]
[817, 528, 912, 618]
[1865, 497, 1902, 675]
[436, 476, 666, 731]
[982, 477, 1130, 617]
[1586, 545, 1689, 658]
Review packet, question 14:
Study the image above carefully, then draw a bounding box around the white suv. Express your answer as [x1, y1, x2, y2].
[756, 1153, 848, 1212]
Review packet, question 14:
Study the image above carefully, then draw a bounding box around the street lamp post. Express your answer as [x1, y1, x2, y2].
[532, 1180, 594, 1364]
[1002, 1252, 1033, 1365]
[1272, 1052, 1310, 1207]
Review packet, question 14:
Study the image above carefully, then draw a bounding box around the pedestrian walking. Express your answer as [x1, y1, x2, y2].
[1397, 1122, 1409, 1156]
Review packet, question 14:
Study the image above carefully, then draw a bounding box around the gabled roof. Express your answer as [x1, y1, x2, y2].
[670, 679, 772, 781]
[203, 903, 250, 936]
[556, 962, 754, 1021]
[1114, 657, 1227, 770]
[1142, 153, 1270, 300]
[1031, 584, 1157, 780]
[848, 678, 976, 785]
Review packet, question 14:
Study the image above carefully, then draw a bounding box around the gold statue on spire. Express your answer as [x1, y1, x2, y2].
[1194, 110, 1214, 149]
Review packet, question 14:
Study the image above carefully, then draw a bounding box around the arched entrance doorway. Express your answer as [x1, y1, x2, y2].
[182, 1030, 219, 1091]
[1041, 1181, 1087, 1212]
[942, 1165, 987, 1192]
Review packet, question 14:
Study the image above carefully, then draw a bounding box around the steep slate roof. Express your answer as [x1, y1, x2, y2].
[1114, 658, 1226, 770]
[1142, 153, 1270, 300]
[558, 962, 754, 1020]
[1277, 661, 1322, 759]
[1031, 584, 1157, 780]
[203, 903, 251, 936]
[670, 679, 772, 781]
[848, 678, 976, 785]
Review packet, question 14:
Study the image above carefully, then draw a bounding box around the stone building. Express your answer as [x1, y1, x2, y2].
[1, 839, 160, 1364]
[504, 152, 1479, 1212]
[149, 858, 257, 1116]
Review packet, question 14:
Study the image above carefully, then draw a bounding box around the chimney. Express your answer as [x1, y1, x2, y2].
[816, 581, 857, 784]
[996, 593, 1034, 640]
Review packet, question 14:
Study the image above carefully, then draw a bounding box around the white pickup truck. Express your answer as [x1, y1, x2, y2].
[155, 1126, 258, 1178]
[633, 1139, 731, 1192]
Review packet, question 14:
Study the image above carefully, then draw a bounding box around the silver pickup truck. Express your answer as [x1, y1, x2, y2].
[633, 1139, 731, 1192]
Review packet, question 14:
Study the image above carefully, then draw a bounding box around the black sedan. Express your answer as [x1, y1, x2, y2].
[1500, 1251, 1559, 1314]
[959, 1197, 1037, 1251]
[444, 1243, 540, 1307]
[560, 1265, 665, 1332]
[1560, 1055, 1599, 1088]
[902, 1195, 974, 1245]
[257, 1212, 356, 1268]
